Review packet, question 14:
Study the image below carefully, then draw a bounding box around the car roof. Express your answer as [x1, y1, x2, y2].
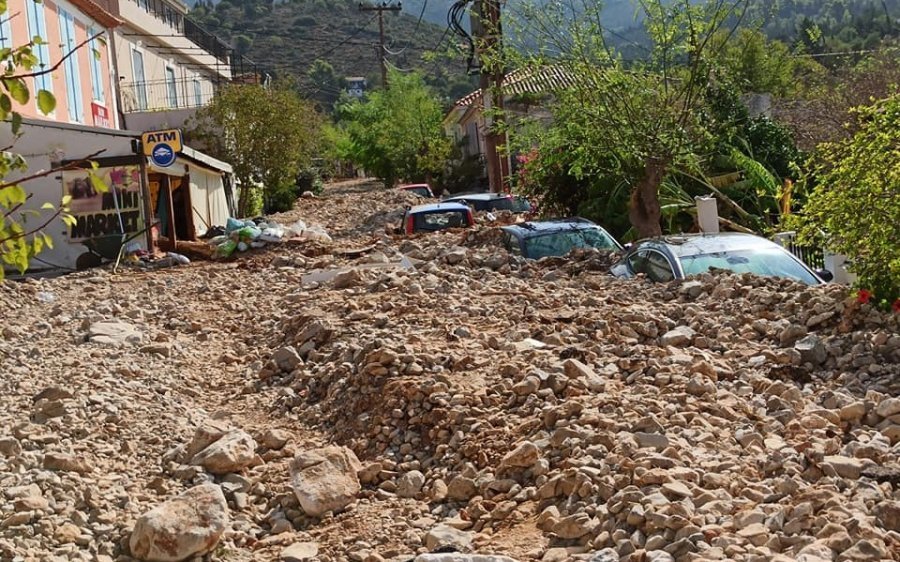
[638, 232, 787, 257]
[407, 202, 470, 213]
[501, 219, 600, 238]
[444, 192, 511, 201]
[398, 184, 430, 189]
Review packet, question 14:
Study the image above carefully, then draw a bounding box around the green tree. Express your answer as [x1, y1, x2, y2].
[797, 94, 900, 308]
[339, 70, 450, 187]
[189, 83, 324, 215]
[509, 0, 753, 237]
[306, 59, 346, 110]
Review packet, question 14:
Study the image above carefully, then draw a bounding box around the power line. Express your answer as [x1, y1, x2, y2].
[413, 0, 428, 35]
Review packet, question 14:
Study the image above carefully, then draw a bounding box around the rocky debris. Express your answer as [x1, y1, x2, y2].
[290, 446, 362, 517]
[129, 484, 229, 561]
[1, 179, 899, 562]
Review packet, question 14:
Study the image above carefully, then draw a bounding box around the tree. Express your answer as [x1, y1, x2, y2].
[306, 59, 346, 110]
[0, 6, 103, 279]
[797, 94, 900, 309]
[189, 83, 324, 215]
[339, 70, 451, 187]
[508, 0, 752, 237]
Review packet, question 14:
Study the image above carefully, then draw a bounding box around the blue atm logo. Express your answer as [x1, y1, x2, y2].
[151, 143, 176, 167]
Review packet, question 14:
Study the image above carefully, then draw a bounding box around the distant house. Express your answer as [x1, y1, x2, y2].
[442, 65, 577, 186]
[346, 77, 367, 98]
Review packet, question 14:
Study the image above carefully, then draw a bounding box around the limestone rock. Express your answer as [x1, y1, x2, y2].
[190, 430, 258, 475]
[129, 484, 229, 562]
[397, 470, 426, 498]
[281, 542, 319, 562]
[424, 524, 474, 551]
[290, 446, 362, 517]
[87, 320, 142, 346]
[499, 441, 540, 469]
[660, 326, 695, 347]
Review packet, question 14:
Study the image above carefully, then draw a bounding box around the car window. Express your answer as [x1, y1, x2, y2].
[627, 249, 650, 275]
[525, 229, 619, 259]
[504, 233, 522, 256]
[488, 197, 515, 211]
[413, 211, 468, 232]
[408, 187, 430, 197]
[645, 250, 675, 282]
[680, 247, 820, 285]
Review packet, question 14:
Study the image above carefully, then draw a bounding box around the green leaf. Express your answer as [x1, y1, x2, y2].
[37, 90, 55, 114]
[0, 184, 26, 207]
[89, 173, 108, 193]
[61, 194, 72, 206]
[41, 202, 54, 210]
[7, 79, 28, 105]
[42, 232, 54, 250]
[0, 93, 10, 113]
[61, 214, 76, 227]
[11, 111, 21, 134]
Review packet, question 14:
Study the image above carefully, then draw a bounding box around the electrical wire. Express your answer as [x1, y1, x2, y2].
[413, 0, 428, 35]
[448, 0, 476, 72]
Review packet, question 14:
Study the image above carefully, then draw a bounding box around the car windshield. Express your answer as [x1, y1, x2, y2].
[511, 196, 531, 213]
[679, 247, 820, 285]
[412, 210, 467, 232]
[525, 228, 619, 259]
[406, 186, 430, 197]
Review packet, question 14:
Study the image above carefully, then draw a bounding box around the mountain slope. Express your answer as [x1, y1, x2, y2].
[189, 0, 475, 102]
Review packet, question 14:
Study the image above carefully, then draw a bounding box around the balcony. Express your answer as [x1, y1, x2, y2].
[120, 76, 217, 114]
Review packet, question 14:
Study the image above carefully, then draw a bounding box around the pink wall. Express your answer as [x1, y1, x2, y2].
[7, 0, 116, 128]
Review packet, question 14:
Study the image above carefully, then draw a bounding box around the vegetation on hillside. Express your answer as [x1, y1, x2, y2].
[188, 0, 476, 106]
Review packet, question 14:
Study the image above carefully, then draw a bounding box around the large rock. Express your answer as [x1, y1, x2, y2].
[415, 556, 519, 562]
[397, 470, 426, 498]
[190, 430, 258, 475]
[272, 346, 303, 372]
[873, 500, 900, 532]
[129, 484, 229, 562]
[185, 420, 232, 459]
[281, 542, 319, 562]
[499, 441, 541, 469]
[660, 326, 695, 347]
[290, 446, 362, 517]
[87, 320, 142, 346]
[424, 524, 474, 551]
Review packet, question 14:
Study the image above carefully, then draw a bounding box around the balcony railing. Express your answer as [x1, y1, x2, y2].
[120, 77, 217, 113]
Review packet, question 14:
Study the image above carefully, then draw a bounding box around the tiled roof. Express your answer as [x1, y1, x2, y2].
[454, 65, 577, 107]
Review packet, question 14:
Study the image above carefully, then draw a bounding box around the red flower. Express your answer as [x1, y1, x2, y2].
[857, 289, 873, 304]
[893, 299, 900, 314]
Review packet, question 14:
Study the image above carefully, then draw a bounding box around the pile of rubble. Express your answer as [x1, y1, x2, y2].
[0, 179, 897, 562]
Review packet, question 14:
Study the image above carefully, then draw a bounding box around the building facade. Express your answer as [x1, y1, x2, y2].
[6, 0, 120, 128]
[111, 0, 233, 130]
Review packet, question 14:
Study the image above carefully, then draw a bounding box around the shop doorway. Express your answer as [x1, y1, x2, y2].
[149, 172, 195, 250]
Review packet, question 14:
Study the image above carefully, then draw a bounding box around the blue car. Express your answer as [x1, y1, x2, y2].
[501, 218, 623, 259]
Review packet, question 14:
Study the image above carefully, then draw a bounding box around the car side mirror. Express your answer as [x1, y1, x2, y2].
[815, 268, 834, 282]
[623, 243, 633, 251]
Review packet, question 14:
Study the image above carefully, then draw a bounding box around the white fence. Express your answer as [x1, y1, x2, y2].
[772, 231, 856, 284]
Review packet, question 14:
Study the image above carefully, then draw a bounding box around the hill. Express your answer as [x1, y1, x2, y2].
[188, 0, 477, 105]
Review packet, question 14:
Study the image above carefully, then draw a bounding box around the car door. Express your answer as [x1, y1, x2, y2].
[644, 249, 676, 282]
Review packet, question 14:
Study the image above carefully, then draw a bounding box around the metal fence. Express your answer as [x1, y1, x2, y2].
[120, 77, 217, 113]
[772, 231, 826, 270]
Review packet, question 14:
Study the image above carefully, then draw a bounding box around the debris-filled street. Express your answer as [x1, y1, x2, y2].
[1, 180, 898, 562]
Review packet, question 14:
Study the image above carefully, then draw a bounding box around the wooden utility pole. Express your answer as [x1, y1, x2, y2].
[473, 0, 505, 192]
[359, 2, 402, 89]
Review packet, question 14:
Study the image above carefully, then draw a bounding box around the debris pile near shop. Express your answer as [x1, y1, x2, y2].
[0, 180, 897, 562]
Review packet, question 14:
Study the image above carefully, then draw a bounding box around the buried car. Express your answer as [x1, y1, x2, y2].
[611, 232, 831, 285]
[397, 183, 434, 198]
[403, 202, 474, 235]
[443, 192, 530, 213]
[501, 218, 623, 259]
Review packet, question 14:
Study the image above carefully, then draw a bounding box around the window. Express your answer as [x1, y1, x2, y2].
[0, 6, 12, 51]
[87, 27, 104, 103]
[644, 250, 675, 282]
[131, 48, 147, 110]
[193, 77, 202, 106]
[165, 66, 177, 108]
[504, 233, 522, 256]
[26, 0, 52, 102]
[59, 9, 84, 122]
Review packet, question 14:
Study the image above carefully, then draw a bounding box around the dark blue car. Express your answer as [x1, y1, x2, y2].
[501, 218, 623, 259]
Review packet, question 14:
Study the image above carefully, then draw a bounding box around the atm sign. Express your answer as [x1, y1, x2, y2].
[141, 129, 183, 156]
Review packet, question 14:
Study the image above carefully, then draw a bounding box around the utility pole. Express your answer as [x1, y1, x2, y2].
[473, 0, 505, 193]
[359, 2, 402, 89]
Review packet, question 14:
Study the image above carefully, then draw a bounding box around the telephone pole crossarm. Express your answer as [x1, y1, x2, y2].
[359, 2, 403, 89]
